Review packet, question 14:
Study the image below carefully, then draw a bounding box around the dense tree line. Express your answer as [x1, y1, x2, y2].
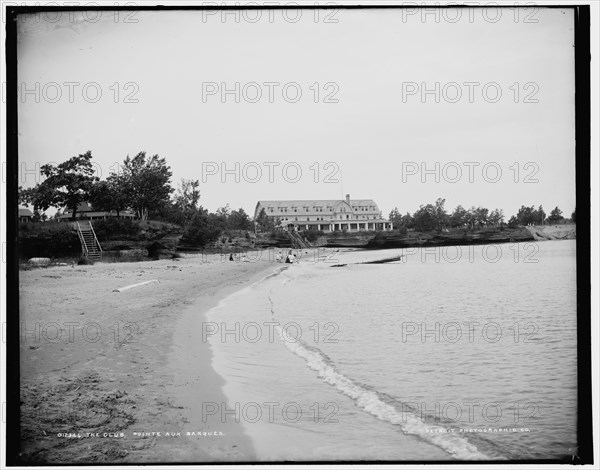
[389, 198, 574, 232]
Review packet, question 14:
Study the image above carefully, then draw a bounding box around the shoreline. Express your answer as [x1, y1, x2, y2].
[17, 251, 283, 464]
[198, 253, 458, 462]
[165, 262, 289, 463]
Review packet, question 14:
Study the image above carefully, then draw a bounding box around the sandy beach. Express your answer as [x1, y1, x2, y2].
[18, 251, 282, 464]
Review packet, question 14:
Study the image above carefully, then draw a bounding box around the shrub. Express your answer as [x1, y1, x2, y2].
[93, 218, 139, 240]
[19, 222, 80, 258]
[182, 212, 224, 247]
[77, 256, 94, 265]
[301, 230, 324, 242]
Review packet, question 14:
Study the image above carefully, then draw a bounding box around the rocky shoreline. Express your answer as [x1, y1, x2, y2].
[19, 224, 576, 263]
[315, 225, 576, 250]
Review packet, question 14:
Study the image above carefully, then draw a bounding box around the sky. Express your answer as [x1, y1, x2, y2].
[16, 6, 576, 219]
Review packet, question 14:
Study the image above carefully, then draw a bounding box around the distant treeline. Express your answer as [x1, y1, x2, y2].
[388, 198, 575, 232]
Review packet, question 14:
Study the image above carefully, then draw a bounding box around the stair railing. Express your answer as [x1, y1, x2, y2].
[76, 221, 89, 257]
[88, 221, 103, 259]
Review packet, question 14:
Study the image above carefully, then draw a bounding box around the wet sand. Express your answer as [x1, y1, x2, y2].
[18, 252, 280, 464]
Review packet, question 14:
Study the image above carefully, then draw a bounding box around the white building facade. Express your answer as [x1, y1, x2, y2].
[254, 194, 393, 232]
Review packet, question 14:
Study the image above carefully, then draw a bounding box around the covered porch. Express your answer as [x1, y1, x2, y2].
[291, 220, 393, 232]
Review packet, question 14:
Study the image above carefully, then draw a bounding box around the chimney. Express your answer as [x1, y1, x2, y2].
[345, 194, 350, 205]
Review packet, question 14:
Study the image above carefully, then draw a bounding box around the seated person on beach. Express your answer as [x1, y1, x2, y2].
[275, 252, 283, 262]
[285, 250, 293, 263]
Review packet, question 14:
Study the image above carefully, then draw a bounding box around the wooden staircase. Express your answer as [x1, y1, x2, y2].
[77, 221, 103, 260]
[285, 230, 312, 249]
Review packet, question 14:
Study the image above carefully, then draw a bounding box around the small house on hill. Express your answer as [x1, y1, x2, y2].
[57, 202, 136, 221]
[19, 208, 34, 223]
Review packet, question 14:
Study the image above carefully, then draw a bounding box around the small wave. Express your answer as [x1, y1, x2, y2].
[267, 294, 494, 461]
[254, 265, 290, 285]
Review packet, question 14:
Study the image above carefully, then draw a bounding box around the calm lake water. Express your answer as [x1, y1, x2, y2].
[205, 240, 577, 461]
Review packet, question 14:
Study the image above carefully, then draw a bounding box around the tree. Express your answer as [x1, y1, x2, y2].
[120, 151, 173, 220]
[228, 208, 253, 230]
[547, 206, 564, 224]
[183, 207, 226, 246]
[20, 151, 98, 219]
[412, 204, 437, 231]
[488, 209, 504, 227]
[152, 178, 202, 227]
[515, 205, 535, 226]
[449, 205, 468, 228]
[32, 208, 46, 222]
[473, 206, 489, 228]
[571, 208, 576, 223]
[255, 208, 275, 232]
[507, 215, 519, 228]
[174, 179, 200, 211]
[401, 212, 414, 230]
[534, 205, 546, 225]
[216, 205, 230, 218]
[389, 207, 403, 229]
[89, 173, 128, 217]
[434, 197, 448, 229]
[465, 206, 478, 230]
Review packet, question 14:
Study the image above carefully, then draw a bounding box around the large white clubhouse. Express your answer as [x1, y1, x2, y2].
[254, 194, 393, 232]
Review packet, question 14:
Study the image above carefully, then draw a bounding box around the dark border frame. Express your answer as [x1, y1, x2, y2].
[4, 4, 593, 466]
